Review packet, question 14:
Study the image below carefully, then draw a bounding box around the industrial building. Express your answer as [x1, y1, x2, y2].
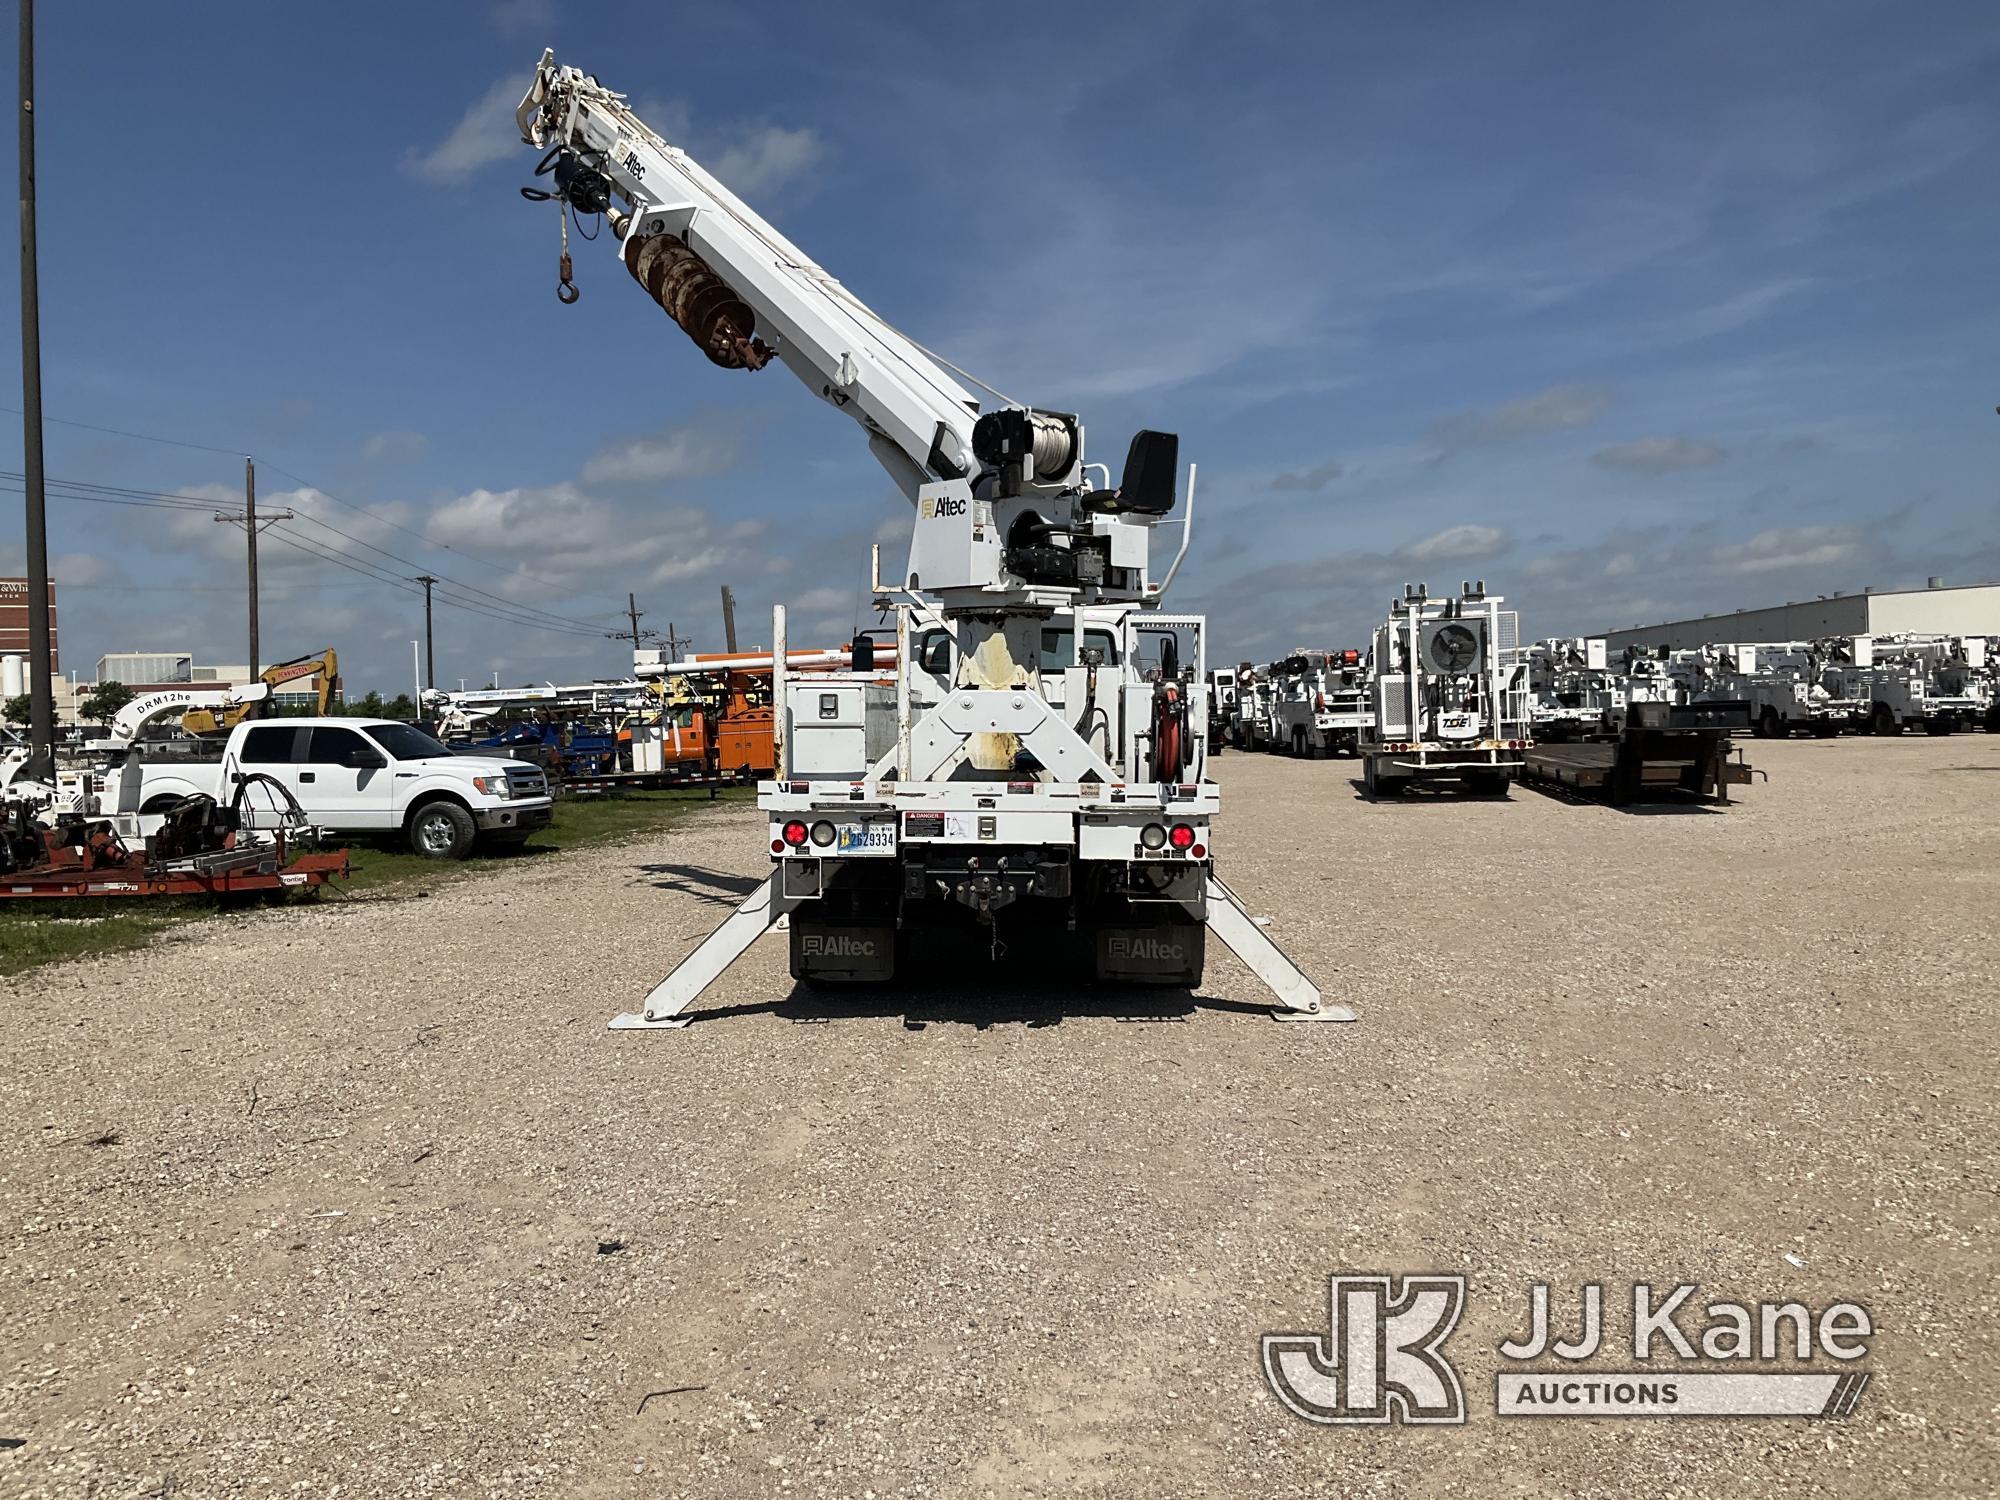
[1600, 581, 2000, 652]
[90, 651, 324, 710]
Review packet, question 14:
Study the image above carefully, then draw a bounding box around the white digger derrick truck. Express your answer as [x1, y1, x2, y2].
[513, 52, 1344, 1028]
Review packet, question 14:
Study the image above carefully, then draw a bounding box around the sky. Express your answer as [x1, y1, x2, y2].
[1, 0, 1996, 693]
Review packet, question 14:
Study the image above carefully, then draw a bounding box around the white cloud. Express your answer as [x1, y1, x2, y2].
[1592, 436, 1726, 474]
[1269, 460, 1344, 493]
[403, 76, 525, 185]
[711, 125, 827, 198]
[361, 429, 429, 463]
[1397, 523, 1511, 564]
[1710, 525, 1862, 576]
[579, 421, 743, 487]
[1431, 383, 1614, 447]
[488, 0, 555, 38]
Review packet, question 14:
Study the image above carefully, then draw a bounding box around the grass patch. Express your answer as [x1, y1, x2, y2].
[0, 785, 751, 978]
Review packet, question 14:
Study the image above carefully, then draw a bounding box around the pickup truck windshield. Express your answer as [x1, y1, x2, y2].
[364, 723, 452, 760]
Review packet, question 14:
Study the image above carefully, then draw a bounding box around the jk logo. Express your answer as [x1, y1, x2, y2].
[1262, 1274, 1467, 1425]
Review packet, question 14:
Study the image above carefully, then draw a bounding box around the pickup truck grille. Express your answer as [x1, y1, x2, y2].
[507, 769, 548, 798]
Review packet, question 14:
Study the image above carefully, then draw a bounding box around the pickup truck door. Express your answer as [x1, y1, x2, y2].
[225, 723, 308, 824]
[298, 725, 394, 830]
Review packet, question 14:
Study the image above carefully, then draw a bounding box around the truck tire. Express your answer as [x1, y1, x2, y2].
[1924, 716, 1955, 736]
[1291, 727, 1307, 758]
[1755, 707, 1780, 739]
[1869, 703, 1899, 737]
[1363, 759, 1404, 800]
[408, 799, 477, 860]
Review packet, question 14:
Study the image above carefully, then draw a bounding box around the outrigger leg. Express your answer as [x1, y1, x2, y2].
[1203, 874, 1356, 1023]
[609, 873, 805, 1030]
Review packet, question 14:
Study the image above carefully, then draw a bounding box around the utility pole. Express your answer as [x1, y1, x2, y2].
[16, 0, 53, 781]
[414, 574, 437, 692]
[661, 619, 692, 660]
[244, 458, 259, 674]
[607, 590, 659, 661]
[213, 456, 292, 681]
[719, 584, 738, 654]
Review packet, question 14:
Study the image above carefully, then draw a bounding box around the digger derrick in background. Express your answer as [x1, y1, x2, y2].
[1359, 581, 1531, 799]
[513, 50, 1341, 1027]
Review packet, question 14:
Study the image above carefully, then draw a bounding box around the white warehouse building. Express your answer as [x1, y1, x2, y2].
[1600, 580, 2000, 652]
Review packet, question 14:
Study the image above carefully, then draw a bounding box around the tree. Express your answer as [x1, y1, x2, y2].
[352, 691, 386, 718]
[2, 694, 28, 726]
[384, 693, 417, 720]
[79, 680, 135, 725]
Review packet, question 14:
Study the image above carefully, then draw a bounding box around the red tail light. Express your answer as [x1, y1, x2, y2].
[781, 819, 808, 847]
[1169, 824, 1196, 850]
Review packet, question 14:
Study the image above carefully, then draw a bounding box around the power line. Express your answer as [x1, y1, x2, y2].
[0, 402, 244, 457]
[285, 508, 617, 633]
[0, 402, 639, 610]
[257, 527, 611, 639]
[2, 467, 627, 634]
[257, 460, 634, 610]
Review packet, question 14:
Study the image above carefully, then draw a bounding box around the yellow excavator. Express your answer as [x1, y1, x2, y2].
[181, 649, 340, 736]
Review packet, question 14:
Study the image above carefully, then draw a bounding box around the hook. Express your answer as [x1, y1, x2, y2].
[557, 250, 580, 304]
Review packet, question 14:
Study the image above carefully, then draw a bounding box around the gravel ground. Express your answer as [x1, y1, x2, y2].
[2, 735, 1994, 1499]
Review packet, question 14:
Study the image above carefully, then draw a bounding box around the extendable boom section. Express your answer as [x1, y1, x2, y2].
[518, 51, 982, 501]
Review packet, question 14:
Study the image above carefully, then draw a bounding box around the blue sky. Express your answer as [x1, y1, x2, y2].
[2, 1, 1995, 692]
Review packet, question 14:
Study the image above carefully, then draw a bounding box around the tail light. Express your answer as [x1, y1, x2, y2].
[1314, 693, 1325, 711]
[1168, 824, 1196, 851]
[809, 820, 836, 847]
[1190, 842, 1207, 859]
[780, 819, 808, 847]
[1140, 823, 1167, 850]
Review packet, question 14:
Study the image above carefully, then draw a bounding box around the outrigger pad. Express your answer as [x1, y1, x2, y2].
[1270, 1002, 1359, 1023]
[608, 1011, 694, 1030]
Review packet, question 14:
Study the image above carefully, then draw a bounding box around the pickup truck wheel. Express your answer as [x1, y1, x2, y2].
[408, 800, 476, 860]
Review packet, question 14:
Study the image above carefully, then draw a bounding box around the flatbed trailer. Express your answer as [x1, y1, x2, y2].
[2, 844, 349, 898]
[1521, 704, 1753, 805]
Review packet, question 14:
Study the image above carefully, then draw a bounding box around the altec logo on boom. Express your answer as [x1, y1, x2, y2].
[1262, 1275, 1873, 1425]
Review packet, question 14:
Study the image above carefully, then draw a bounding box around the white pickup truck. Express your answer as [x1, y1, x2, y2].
[110, 717, 553, 858]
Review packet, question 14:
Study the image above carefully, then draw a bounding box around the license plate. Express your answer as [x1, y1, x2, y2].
[835, 821, 896, 855]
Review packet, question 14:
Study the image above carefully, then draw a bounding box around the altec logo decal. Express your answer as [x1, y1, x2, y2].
[920, 494, 967, 520]
[1107, 936, 1187, 962]
[1263, 1276, 1873, 1425]
[800, 935, 875, 958]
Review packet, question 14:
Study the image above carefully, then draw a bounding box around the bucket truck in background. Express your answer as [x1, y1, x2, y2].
[514, 50, 1341, 1026]
[1269, 648, 1370, 757]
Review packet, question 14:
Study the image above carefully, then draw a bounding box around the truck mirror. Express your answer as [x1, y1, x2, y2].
[850, 635, 876, 671]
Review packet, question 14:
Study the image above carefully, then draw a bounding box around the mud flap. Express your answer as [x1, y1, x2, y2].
[1096, 924, 1205, 986]
[790, 922, 896, 982]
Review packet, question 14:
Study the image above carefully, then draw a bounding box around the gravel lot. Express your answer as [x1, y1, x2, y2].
[2, 736, 1994, 1498]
